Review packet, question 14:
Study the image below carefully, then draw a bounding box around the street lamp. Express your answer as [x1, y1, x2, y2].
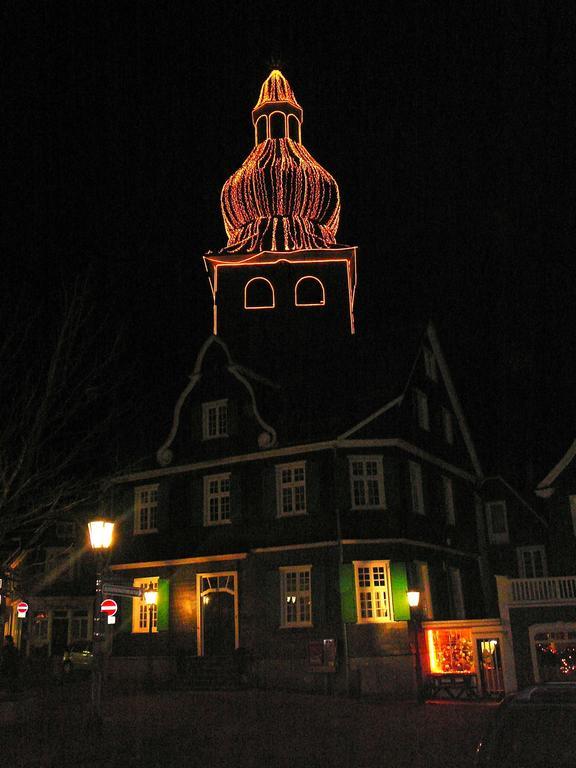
[407, 589, 425, 704]
[88, 519, 115, 730]
[144, 583, 157, 692]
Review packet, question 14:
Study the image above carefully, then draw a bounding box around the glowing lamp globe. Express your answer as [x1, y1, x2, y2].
[88, 520, 115, 550]
[144, 586, 158, 606]
[407, 590, 421, 608]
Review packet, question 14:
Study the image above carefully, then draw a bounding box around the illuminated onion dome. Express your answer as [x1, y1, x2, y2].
[220, 70, 342, 253]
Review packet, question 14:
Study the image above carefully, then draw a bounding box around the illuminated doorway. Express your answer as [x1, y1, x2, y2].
[197, 572, 238, 656]
[477, 638, 504, 697]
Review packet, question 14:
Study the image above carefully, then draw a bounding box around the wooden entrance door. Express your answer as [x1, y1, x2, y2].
[199, 573, 237, 656]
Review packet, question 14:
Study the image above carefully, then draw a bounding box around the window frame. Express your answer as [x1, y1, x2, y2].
[486, 500, 509, 544]
[517, 545, 547, 578]
[409, 461, 425, 515]
[443, 476, 456, 526]
[448, 566, 465, 619]
[276, 461, 307, 518]
[442, 407, 454, 445]
[354, 560, 393, 623]
[203, 472, 232, 526]
[132, 577, 158, 634]
[570, 495, 576, 536]
[202, 399, 229, 440]
[414, 388, 430, 431]
[423, 347, 438, 381]
[349, 456, 386, 510]
[134, 484, 159, 535]
[279, 565, 313, 628]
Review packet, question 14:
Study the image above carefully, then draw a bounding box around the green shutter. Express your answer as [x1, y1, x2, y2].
[157, 578, 170, 631]
[390, 561, 410, 621]
[339, 564, 357, 623]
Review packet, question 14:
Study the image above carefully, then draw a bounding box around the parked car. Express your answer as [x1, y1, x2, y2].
[62, 640, 93, 674]
[475, 682, 576, 766]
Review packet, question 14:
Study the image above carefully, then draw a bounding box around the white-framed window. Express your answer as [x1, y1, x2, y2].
[408, 561, 434, 619]
[71, 610, 89, 640]
[448, 566, 465, 619]
[423, 347, 437, 381]
[349, 456, 386, 509]
[354, 561, 392, 622]
[202, 399, 229, 440]
[517, 546, 547, 578]
[409, 461, 425, 515]
[570, 496, 576, 536]
[414, 389, 430, 431]
[134, 484, 159, 534]
[442, 407, 454, 445]
[486, 501, 509, 544]
[276, 462, 306, 517]
[443, 476, 455, 525]
[280, 566, 312, 627]
[204, 473, 231, 525]
[132, 577, 158, 633]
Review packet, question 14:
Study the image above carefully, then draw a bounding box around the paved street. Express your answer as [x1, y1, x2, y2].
[2, 683, 496, 768]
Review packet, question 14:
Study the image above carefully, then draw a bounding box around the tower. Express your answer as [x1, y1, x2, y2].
[203, 71, 357, 366]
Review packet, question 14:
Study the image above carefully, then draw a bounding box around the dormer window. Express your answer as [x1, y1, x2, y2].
[202, 400, 229, 440]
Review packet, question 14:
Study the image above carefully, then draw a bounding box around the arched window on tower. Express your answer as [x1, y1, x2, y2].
[256, 115, 268, 144]
[295, 276, 326, 307]
[288, 115, 300, 142]
[244, 277, 275, 310]
[269, 112, 285, 139]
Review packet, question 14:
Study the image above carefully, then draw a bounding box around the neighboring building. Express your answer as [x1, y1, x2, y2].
[3, 519, 96, 661]
[105, 71, 512, 698]
[495, 440, 576, 689]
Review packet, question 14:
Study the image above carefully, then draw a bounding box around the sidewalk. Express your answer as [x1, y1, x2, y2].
[2, 686, 495, 767]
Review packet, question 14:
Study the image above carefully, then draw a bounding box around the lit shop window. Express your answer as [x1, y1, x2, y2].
[427, 629, 475, 674]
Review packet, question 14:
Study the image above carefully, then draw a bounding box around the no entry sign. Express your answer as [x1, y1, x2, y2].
[100, 598, 118, 617]
[17, 601, 29, 618]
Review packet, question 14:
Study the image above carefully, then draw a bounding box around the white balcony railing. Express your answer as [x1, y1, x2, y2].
[510, 576, 576, 605]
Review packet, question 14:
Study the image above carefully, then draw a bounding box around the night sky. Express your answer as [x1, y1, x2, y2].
[3, 1, 576, 484]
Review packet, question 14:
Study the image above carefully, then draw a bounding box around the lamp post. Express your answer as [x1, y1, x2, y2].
[407, 589, 425, 704]
[88, 519, 115, 730]
[143, 583, 157, 692]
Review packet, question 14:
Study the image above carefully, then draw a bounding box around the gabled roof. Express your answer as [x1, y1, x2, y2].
[334, 321, 483, 478]
[536, 438, 576, 494]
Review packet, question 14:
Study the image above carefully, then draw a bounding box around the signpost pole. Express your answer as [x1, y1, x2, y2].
[91, 550, 104, 732]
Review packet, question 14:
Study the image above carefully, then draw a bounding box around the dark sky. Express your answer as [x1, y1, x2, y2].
[3, 1, 576, 483]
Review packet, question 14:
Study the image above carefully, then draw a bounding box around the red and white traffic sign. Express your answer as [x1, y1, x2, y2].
[17, 601, 29, 618]
[100, 598, 118, 617]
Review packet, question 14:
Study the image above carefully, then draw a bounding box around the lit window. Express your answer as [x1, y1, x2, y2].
[486, 501, 508, 544]
[423, 347, 437, 381]
[295, 276, 325, 306]
[349, 456, 385, 509]
[280, 566, 312, 627]
[202, 400, 228, 440]
[134, 484, 159, 534]
[276, 462, 306, 517]
[132, 578, 158, 634]
[414, 389, 430, 431]
[443, 476, 455, 526]
[244, 277, 275, 309]
[442, 407, 454, 444]
[354, 561, 392, 622]
[409, 461, 425, 515]
[517, 546, 547, 578]
[204, 473, 231, 525]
